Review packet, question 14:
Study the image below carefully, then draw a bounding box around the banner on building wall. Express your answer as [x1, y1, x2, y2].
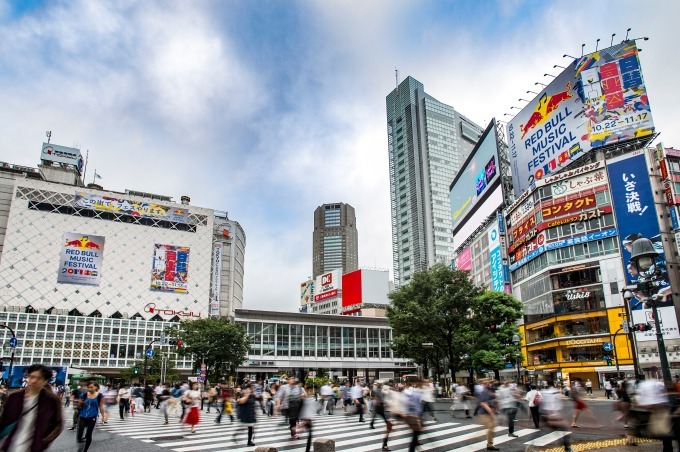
[57, 232, 105, 286]
[74, 192, 189, 223]
[607, 151, 672, 311]
[150, 244, 190, 293]
[631, 307, 680, 340]
[3, 366, 68, 389]
[456, 247, 472, 271]
[487, 224, 504, 292]
[210, 244, 222, 315]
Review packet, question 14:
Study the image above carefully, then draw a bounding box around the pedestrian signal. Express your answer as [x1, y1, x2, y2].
[133, 366, 139, 375]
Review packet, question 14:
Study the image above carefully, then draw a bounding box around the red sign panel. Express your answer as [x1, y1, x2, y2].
[541, 194, 597, 220]
[314, 289, 338, 302]
[664, 180, 675, 206]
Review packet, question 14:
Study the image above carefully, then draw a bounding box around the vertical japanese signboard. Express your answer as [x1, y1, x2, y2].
[607, 151, 671, 311]
[151, 244, 190, 293]
[210, 243, 222, 316]
[487, 222, 504, 292]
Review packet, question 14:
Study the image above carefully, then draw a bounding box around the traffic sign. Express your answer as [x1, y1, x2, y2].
[146, 349, 155, 358]
[505, 363, 513, 369]
[8, 337, 17, 348]
[603, 342, 614, 352]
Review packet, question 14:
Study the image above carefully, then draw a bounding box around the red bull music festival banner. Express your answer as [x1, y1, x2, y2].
[507, 41, 654, 196]
[57, 232, 105, 286]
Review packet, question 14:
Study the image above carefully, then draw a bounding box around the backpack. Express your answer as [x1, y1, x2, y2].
[533, 391, 542, 406]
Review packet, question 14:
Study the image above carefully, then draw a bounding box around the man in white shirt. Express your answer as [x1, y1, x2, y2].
[118, 384, 130, 420]
[320, 382, 334, 415]
[351, 381, 366, 422]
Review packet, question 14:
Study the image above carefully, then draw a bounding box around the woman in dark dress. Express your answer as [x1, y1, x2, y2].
[233, 384, 257, 447]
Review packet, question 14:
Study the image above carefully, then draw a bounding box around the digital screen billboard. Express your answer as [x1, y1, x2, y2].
[449, 119, 500, 234]
[507, 41, 654, 195]
[607, 150, 671, 311]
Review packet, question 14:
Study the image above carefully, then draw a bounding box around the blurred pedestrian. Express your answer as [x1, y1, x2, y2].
[183, 382, 201, 433]
[0, 364, 63, 451]
[525, 384, 541, 428]
[538, 381, 572, 452]
[370, 380, 393, 451]
[232, 383, 256, 447]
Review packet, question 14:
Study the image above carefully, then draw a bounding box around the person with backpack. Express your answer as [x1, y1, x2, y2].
[76, 381, 105, 451]
[525, 384, 541, 428]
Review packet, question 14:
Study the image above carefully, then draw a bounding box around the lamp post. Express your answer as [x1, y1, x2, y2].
[512, 334, 521, 383]
[621, 288, 642, 378]
[628, 237, 673, 387]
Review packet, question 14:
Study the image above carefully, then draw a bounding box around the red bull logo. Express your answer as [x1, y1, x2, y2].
[520, 82, 573, 140]
[65, 236, 101, 250]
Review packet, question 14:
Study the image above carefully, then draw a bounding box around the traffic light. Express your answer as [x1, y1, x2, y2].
[633, 323, 653, 332]
[168, 338, 183, 346]
[489, 324, 497, 333]
[607, 359, 613, 366]
[133, 366, 139, 375]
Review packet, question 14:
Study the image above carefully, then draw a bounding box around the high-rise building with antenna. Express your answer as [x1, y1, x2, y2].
[386, 76, 483, 287]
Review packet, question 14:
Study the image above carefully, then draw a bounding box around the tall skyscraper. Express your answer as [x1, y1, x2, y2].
[312, 203, 358, 279]
[386, 76, 483, 287]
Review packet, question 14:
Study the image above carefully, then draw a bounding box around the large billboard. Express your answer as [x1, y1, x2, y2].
[314, 269, 341, 302]
[3, 366, 68, 388]
[57, 233, 105, 286]
[150, 244, 190, 293]
[607, 150, 671, 311]
[455, 247, 472, 271]
[300, 279, 313, 306]
[508, 41, 654, 195]
[74, 192, 189, 224]
[449, 120, 501, 235]
[41, 143, 83, 172]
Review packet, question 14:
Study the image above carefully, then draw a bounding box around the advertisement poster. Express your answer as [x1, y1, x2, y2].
[607, 151, 671, 310]
[210, 244, 222, 316]
[449, 121, 500, 233]
[314, 269, 341, 302]
[75, 193, 189, 224]
[3, 366, 68, 388]
[455, 247, 472, 271]
[41, 143, 83, 171]
[631, 307, 680, 340]
[57, 233, 105, 286]
[487, 223, 504, 292]
[300, 280, 313, 306]
[507, 41, 654, 195]
[151, 244, 190, 293]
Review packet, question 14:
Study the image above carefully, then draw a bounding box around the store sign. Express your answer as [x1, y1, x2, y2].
[664, 180, 675, 206]
[508, 196, 535, 228]
[144, 303, 201, 318]
[510, 232, 545, 264]
[41, 143, 84, 171]
[536, 161, 604, 187]
[315, 289, 338, 302]
[564, 337, 604, 347]
[550, 169, 607, 197]
[210, 244, 222, 316]
[541, 194, 597, 220]
[541, 206, 611, 230]
[565, 288, 591, 301]
[670, 206, 680, 231]
[509, 227, 617, 272]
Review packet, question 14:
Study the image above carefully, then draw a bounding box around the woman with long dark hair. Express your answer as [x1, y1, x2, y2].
[233, 384, 256, 446]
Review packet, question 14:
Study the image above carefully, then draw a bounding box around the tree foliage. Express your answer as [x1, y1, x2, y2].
[387, 265, 523, 380]
[119, 353, 179, 384]
[164, 317, 250, 384]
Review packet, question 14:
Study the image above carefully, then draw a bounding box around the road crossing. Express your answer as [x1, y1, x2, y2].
[98, 408, 570, 451]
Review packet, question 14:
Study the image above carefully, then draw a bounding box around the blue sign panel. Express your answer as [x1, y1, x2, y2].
[670, 206, 680, 231]
[146, 349, 155, 358]
[607, 151, 671, 311]
[603, 342, 614, 352]
[8, 337, 17, 348]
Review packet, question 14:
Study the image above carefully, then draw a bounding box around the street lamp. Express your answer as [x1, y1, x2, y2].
[512, 334, 521, 382]
[628, 236, 672, 387]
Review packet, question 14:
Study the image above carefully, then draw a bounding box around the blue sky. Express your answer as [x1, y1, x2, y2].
[0, 0, 678, 312]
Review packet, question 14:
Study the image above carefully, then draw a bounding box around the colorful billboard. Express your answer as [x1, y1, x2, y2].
[57, 233, 105, 286]
[314, 269, 341, 302]
[300, 279, 313, 306]
[607, 151, 671, 311]
[41, 143, 83, 171]
[455, 247, 472, 271]
[507, 41, 654, 195]
[151, 244, 190, 293]
[210, 243, 222, 316]
[449, 120, 500, 234]
[74, 193, 189, 224]
[631, 307, 680, 340]
[487, 222, 504, 292]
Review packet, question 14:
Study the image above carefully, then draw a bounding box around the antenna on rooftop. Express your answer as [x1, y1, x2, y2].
[395, 68, 400, 89]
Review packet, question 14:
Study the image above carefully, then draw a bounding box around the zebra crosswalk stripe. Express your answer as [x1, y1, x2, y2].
[96, 409, 571, 451]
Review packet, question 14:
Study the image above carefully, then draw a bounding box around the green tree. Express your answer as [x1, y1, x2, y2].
[387, 265, 483, 381]
[119, 353, 180, 384]
[468, 291, 524, 380]
[165, 317, 250, 384]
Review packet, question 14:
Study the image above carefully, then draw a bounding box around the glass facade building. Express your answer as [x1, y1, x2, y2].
[312, 203, 358, 279]
[386, 76, 483, 287]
